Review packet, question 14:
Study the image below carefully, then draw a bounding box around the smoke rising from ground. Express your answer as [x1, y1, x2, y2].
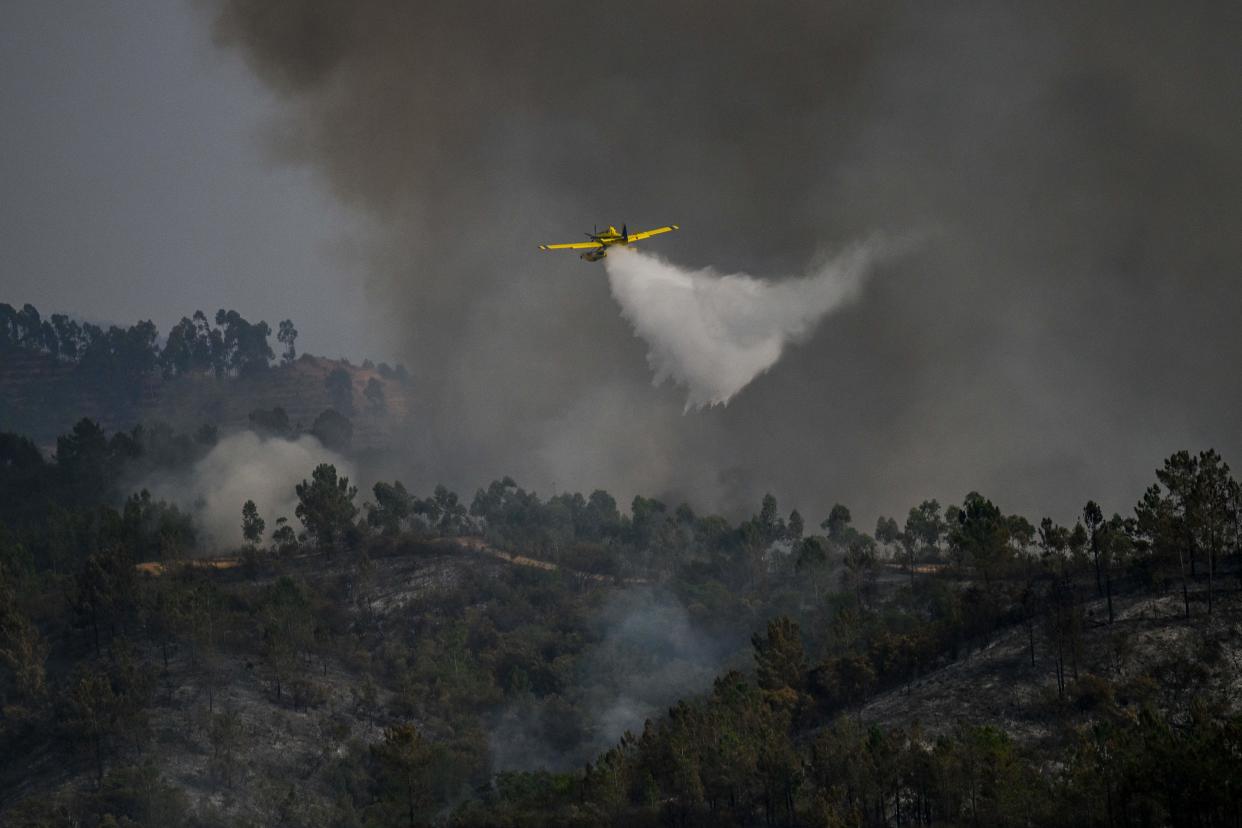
[606, 244, 879, 409]
[144, 431, 353, 549]
[489, 588, 740, 772]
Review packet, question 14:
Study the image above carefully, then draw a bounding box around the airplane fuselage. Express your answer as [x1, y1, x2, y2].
[539, 223, 677, 262]
[581, 226, 624, 259]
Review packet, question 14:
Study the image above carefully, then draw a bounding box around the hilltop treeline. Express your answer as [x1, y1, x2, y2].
[1, 417, 1241, 825]
[0, 302, 410, 390]
[1, 303, 290, 380]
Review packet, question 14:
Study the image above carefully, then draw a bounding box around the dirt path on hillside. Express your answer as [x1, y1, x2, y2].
[444, 536, 649, 584]
[136, 536, 648, 585]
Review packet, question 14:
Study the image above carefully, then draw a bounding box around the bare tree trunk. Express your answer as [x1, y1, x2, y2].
[1185, 517, 1197, 578]
[1207, 540, 1215, 615]
[1092, 540, 1103, 597]
[1104, 564, 1114, 624]
[1177, 546, 1191, 619]
[94, 734, 104, 785]
[1055, 632, 1066, 699]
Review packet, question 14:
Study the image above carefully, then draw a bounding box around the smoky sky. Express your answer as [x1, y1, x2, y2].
[213, 2, 1239, 524]
[0, 1, 372, 360]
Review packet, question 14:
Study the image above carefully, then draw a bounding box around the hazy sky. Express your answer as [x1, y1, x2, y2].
[0, 1, 378, 359]
[3, 2, 1240, 528]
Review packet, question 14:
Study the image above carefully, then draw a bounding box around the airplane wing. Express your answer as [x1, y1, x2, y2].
[625, 224, 679, 242]
[539, 241, 604, 251]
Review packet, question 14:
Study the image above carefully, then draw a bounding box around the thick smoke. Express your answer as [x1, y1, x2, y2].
[606, 244, 878, 409]
[210, 1, 1242, 525]
[143, 431, 353, 549]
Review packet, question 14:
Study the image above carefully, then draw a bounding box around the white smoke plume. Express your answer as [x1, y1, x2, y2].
[604, 241, 882, 409]
[143, 431, 354, 550]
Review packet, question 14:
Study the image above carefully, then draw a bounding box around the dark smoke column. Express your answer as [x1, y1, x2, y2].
[211, 1, 1242, 525]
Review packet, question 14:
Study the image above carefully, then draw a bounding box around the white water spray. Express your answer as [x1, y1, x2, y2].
[604, 241, 881, 409]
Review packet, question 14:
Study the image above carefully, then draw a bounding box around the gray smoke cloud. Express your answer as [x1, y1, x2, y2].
[606, 243, 879, 409]
[143, 431, 354, 548]
[210, 1, 1242, 525]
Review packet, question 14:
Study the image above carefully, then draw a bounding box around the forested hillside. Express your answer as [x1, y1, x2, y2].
[1, 408, 1239, 825]
[0, 303, 411, 449]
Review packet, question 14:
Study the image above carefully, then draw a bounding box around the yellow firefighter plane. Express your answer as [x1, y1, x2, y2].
[539, 223, 679, 261]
